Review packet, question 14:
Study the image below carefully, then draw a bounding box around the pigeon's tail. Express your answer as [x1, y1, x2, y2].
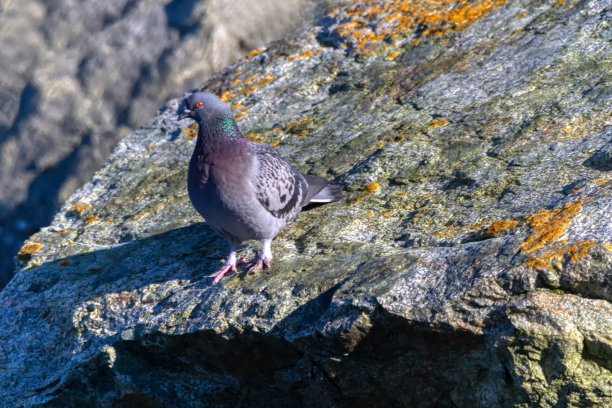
[302, 174, 345, 206]
[309, 184, 345, 203]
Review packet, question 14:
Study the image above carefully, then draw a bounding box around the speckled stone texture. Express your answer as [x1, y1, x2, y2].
[0, 0, 318, 288]
[1, 0, 611, 406]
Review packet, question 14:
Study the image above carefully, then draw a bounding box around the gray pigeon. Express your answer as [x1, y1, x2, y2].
[178, 92, 344, 284]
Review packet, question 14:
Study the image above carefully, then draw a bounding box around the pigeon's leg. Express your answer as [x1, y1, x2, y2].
[246, 239, 273, 275]
[209, 241, 239, 284]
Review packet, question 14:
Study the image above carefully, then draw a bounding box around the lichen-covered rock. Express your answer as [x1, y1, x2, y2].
[0, 0, 318, 288]
[1, 0, 611, 406]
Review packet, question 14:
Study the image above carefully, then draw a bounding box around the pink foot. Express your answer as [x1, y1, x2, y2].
[208, 263, 237, 285]
[245, 258, 271, 275]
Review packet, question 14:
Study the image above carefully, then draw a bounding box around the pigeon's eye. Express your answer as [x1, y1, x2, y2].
[195, 102, 203, 109]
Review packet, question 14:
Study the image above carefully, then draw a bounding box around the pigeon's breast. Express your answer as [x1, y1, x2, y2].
[188, 140, 280, 241]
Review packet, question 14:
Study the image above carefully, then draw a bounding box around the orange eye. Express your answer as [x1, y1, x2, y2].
[195, 102, 203, 109]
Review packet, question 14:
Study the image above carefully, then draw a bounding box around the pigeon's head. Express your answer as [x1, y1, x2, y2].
[178, 92, 231, 122]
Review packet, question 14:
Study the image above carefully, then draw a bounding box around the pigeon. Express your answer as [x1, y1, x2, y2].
[178, 92, 344, 284]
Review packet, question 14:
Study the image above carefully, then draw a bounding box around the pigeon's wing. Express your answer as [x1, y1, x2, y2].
[252, 143, 306, 219]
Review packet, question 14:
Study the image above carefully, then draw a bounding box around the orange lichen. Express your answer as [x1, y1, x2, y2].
[285, 118, 311, 131]
[525, 241, 596, 270]
[297, 130, 309, 137]
[67, 204, 92, 215]
[333, 0, 508, 54]
[235, 112, 248, 120]
[395, 192, 408, 196]
[232, 103, 244, 110]
[245, 133, 264, 143]
[430, 119, 450, 128]
[515, 12, 527, 19]
[366, 141, 386, 152]
[482, 219, 518, 238]
[84, 215, 101, 225]
[243, 86, 258, 96]
[248, 48, 266, 59]
[520, 201, 585, 253]
[269, 140, 280, 148]
[287, 55, 297, 62]
[366, 183, 380, 191]
[220, 91, 235, 102]
[145, 144, 156, 150]
[258, 73, 277, 85]
[17, 243, 44, 261]
[386, 51, 402, 60]
[233, 79, 241, 85]
[594, 179, 609, 186]
[183, 123, 198, 140]
[244, 75, 259, 85]
[552, 0, 566, 6]
[234, 71, 241, 77]
[52, 229, 72, 236]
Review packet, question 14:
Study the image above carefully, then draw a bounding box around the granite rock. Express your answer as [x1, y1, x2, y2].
[0, 0, 319, 287]
[1, 0, 611, 406]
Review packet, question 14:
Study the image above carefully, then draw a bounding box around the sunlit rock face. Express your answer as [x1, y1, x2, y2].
[1, 0, 611, 406]
[0, 0, 317, 288]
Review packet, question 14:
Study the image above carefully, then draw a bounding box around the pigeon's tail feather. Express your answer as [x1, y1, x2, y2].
[301, 174, 345, 205]
[309, 184, 345, 203]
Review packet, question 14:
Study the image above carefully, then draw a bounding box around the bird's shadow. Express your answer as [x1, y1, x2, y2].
[11, 223, 227, 303]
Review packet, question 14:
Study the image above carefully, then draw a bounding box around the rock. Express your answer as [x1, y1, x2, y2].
[1, 0, 611, 406]
[0, 0, 320, 288]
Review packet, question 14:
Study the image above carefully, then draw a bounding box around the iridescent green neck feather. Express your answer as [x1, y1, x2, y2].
[220, 115, 237, 135]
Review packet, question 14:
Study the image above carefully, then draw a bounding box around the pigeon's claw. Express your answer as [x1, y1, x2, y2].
[209, 263, 238, 285]
[246, 257, 271, 275]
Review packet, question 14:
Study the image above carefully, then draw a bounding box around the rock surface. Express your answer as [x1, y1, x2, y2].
[0, 0, 319, 288]
[1, 0, 611, 406]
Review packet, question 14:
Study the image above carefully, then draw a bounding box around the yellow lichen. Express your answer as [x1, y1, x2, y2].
[525, 241, 596, 270]
[366, 210, 375, 217]
[84, 215, 101, 225]
[220, 91, 235, 102]
[232, 103, 244, 110]
[245, 133, 264, 143]
[366, 183, 380, 191]
[515, 12, 527, 19]
[17, 243, 44, 261]
[183, 123, 198, 140]
[145, 144, 156, 150]
[52, 229, 72, 236]
[67, 204, 91, 215]
[482, 219, 519, 238]
[285, 118, 311, 131]
[243, 86, 258, 96]
[297, 129, 309, 137]
[395, 192, 408, 196]
[520, 200, 585, 253]
[248, 48, 266, 59]
[233, 78, 241, 85]
[594, 179, 609, 186]
[235, 112, 248, 120]
[244, 75, 259, 85]
[430, 119, 449, 128]
[272, 127, 283, 132]
[386, 51, 402, 60]
[333, 0, 508, 54]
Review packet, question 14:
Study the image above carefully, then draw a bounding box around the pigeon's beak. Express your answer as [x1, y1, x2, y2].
[178, 109, 192, 121]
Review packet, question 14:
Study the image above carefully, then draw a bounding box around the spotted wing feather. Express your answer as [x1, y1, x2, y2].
[253, 143, 306, 219]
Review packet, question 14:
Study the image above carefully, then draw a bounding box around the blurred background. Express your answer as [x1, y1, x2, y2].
[0, 0, 324, 289]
